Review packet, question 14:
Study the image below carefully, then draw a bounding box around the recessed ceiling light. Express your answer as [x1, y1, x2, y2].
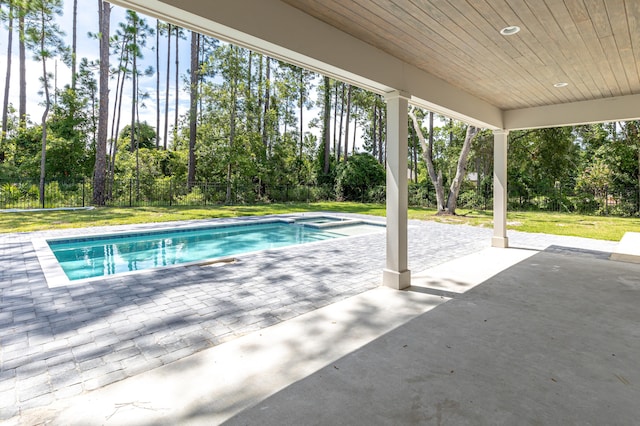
[553, 82, 569, 88]
[500, 26, 521, 36]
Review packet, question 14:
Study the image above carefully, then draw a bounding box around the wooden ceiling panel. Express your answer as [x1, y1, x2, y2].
[626, 1, 640, 91]
[282, 0, 640, 110]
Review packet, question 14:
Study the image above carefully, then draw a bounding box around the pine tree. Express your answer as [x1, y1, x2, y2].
[187, 30, 199, 187]
[24, 0, 66, 205]
[93, 0, 110, 205]
[1, 1, 15, 156]
[18, 0, 29, 127]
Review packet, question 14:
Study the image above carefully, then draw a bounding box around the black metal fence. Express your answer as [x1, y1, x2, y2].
[1, 178, 639, 216]
[0, 179, 340, 209]
[506, 186, 640, 216]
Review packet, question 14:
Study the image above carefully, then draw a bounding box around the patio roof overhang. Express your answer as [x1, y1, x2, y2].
[108, 0, 640, 289]
[108, 0, 640, 130]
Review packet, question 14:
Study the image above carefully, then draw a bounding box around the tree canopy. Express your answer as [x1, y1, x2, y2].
[0, 1, 638, 215]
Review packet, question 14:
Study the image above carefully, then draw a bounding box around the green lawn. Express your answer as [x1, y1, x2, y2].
[1, 203, 639, 241]
[406, 208, 640, 241]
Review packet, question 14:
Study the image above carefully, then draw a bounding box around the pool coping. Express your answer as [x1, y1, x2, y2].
[33, 213, 386, 288]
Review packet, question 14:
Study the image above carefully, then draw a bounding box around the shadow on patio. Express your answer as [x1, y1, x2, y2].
[220, 246, 640, 425]
[20, 243, 639, 424]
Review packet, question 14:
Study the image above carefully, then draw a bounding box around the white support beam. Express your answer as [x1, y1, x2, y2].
[504, 93, 640, 130]
[383, 91, 411, 290]
[492, 130, 509, 248]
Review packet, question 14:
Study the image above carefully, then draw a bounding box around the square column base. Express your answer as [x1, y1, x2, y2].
[383, 268, 411, 290]
[492, 236, 509, 248]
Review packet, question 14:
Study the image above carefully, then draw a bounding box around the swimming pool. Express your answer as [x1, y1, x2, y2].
[34, 215, 384, 286]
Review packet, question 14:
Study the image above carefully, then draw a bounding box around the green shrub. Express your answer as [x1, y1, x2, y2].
[367, 185, 386, 203]
[335, 153, 385, 201]
[1, 183, 21, 203]
[175, 186, 206, 206]
[458, 190, 484, 209]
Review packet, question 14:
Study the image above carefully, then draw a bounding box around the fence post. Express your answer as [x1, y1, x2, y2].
[169, 179, 173, 206]
[129, 179, 133, 207]
[82, 178, 85, 207]
[42, 180, 45, 209]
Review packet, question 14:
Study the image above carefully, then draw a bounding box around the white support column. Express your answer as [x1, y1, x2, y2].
[383, 91, 411, 289]
[492, 129, 509, 248]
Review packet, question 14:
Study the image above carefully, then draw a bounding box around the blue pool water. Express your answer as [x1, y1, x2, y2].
[48, 221, 341, 281]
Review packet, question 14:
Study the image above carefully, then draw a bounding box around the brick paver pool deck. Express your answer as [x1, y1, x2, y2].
[0, 213, 617, 421]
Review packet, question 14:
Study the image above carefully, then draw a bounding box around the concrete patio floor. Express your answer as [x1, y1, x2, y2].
[226, 247, 640, 425]
[2, 215, 636, 424]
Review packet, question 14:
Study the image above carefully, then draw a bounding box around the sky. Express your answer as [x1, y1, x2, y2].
[0, 1, 366, 150]
[1, 2, 206, 146]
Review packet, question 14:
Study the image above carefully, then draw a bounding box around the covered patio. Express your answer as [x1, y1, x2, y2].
[8, 1, 640, 424]
[224, 246, 640, 425]
[110, 0, 640, 289]
[17, 240, 640, 424]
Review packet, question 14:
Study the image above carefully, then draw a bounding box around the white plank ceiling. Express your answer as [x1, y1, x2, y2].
[281, 0, 640, 111]
[110, 0, 640, 128]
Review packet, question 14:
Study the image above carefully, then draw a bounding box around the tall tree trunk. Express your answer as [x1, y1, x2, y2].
[322, 76, 331, 175]
[18, 9, 26, 127]
[187, 31, 198, 188]
[413, 131, 419, 183]
[130, 25, 137, 153]
[283, 100, 288, 137]
[372, 102, 378, 159]
[409, 107, 445, 211]
[351, 104, 358, 154]
[108, 37, 125, 150]
[337, 83, 345, 161]
[90, 76, 98, 152]
[408, 124, 415, 183]
[1, 2, 13, 159]
[71, 0, 78, 90]
[163, 23, 171, 149]
[198, 36, 205, 124]
[136, 97, 142, 200]
[247, 51, 253, 132]
[262, 56, 270, 152]
[93, 0, 110, 205]
[299, 69, 304, 162]
[155, 19, 160, 148]
[173, 25, 179, 145]
[38, 11, 50, 207]
[257, 54, 263, 137]
[109, 49, 128, 184]
[343, 84, 352, 160]
[430, 112, 444, 210]
[377, 98, 384, 165]
[333, 81, 340, 156]
[445, 125, 478, 214]
[226, 48, 239, 204]
[131, 19, 138, 200]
